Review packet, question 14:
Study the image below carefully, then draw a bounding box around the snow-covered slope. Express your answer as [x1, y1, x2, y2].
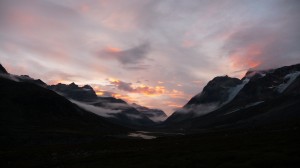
[277, 71, 300, 93]
[221, 78, 250, 106]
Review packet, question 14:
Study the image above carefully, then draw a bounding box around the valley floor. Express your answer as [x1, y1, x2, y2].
[1, 129, 300, 168]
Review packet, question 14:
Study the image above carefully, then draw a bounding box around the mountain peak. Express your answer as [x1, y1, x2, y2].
[192, 76, 242, 104]
[69, 82, 78, 87]
[205, 75, 240, 88]
[0, 64, 8, 74]
[83, 85, 93, 90]
[165, 63, 300, 125]
[48, 82, 98, 102]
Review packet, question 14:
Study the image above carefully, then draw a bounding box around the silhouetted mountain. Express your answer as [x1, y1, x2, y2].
[166, 76, 242, 123]
[48, 83, 98, 102]
[0, 64, 8, 74]
[0, 67, 128, 146]
[17, 75, 47, 86]
[49, 83, 155, 127]
[87, 97, 155, 127]
[132, 103, 167, 122]
[164, 63, 300, 131]
[0, 64, 46, 87]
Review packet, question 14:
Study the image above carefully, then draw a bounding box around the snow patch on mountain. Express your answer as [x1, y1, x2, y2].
[128, 132, 156, 139]
[222, 78, 250, 106]
[245, 101, 264, 108]
[277, 71, 300, 93]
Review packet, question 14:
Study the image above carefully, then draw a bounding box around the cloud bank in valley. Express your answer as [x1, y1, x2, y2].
[0, 0, 299, 115]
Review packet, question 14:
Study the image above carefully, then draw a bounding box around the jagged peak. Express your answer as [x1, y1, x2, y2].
[69, 82, 78, 87]
[242, 63, 300, 79]
[52, 82, 96, 91]
[0, 64, 8, 74]
[83, 85, 93, 89]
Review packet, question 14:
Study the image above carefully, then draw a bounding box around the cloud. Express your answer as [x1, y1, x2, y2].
[124, 64, 150, 71]
[1, 0, 300, 115]
[177, 103, 219, 116]
[108, 79, 134, 92]
[71, 100, 121, 118]
[99, 42, 150, 67]
[95, 91, 115, 97]
[108, 78, 166, 95]
[222, 0, 300, 70]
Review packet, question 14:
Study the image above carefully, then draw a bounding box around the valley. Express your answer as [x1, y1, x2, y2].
[1, 63, 300, 168]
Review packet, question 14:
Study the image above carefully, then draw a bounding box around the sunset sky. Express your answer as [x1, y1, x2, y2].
[1, 0, 299, 115]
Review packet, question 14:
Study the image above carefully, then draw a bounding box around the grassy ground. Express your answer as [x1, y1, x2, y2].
[1, 129, 300, 168]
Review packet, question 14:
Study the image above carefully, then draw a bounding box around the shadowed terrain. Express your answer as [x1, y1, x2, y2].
[1, 63, 300, 168]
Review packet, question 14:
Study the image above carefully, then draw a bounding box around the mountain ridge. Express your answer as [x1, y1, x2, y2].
[164, 63, 300, 131]
[0, 71, 130, 146]
[48, 82, 165, 127]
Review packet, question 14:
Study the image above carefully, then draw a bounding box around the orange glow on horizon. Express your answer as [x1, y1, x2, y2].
[96, 91, 104, 96]
[48, 79, 72, 85]
[134, 85, 166, 96]
[168, 89, 189, 99]
[112, 93, 136, 103]
[164, 101, 183, 108]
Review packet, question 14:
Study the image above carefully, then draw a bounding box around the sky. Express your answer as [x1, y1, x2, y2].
[0, 0, 299, 115]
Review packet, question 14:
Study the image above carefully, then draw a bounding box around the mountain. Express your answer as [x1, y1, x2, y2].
[0, 65, 128, 146]
[0, 64, 8, 74]
[2, 62, 300, 168]
[89, 97, 155, 127]
[16, 75, 47, 86]
[164, 63, 300, 131]
[132, 103, 167, 122]
[0, 64, 46, 87]
[48, 83, 98, 102]
[49, 83, 155, 127]
[166, 76, 242, 123]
